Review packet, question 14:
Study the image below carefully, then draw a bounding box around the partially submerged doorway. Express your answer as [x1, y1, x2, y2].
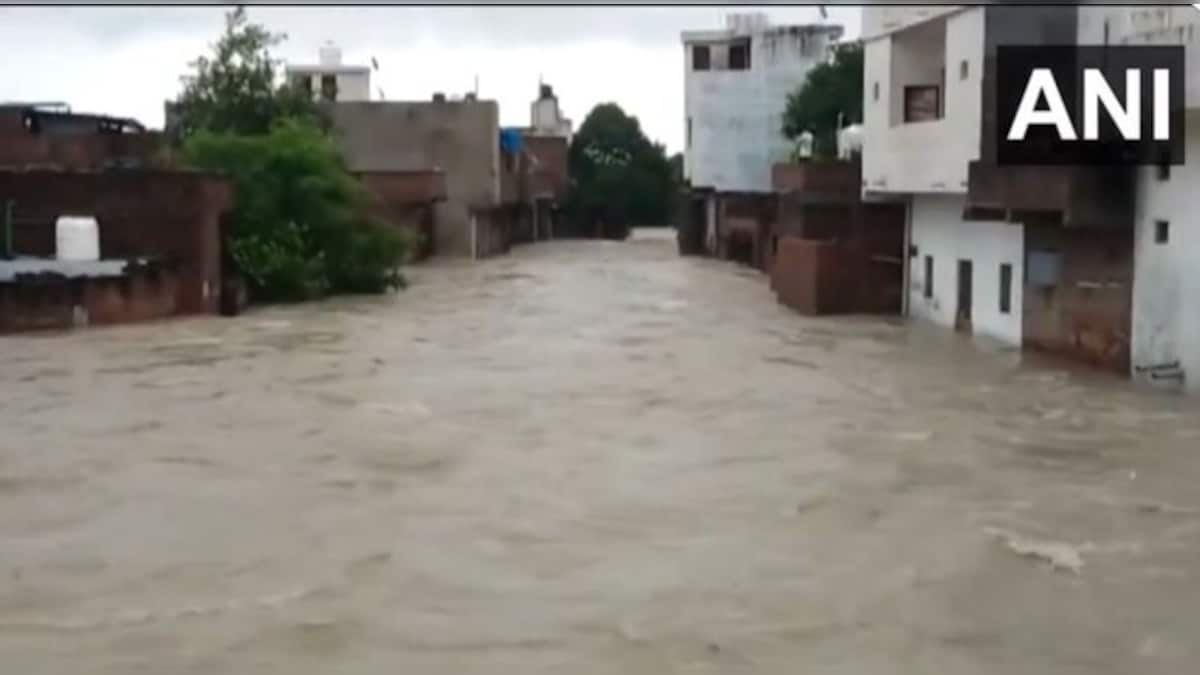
[956, 258, 973, 333]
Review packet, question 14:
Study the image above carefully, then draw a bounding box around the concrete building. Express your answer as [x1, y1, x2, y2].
[861, 6, 1141, 376]
[286, 43, 371, 103]
[1076, 6, 1200, 392]
[770, 158, 906, 316]
[0, 105, 233, 331]
[680, 13, 843, 260]
[324, 97, 510, 258]
[530, 83, 572, 140]
[512, 83, 572, 242]
[682, 13, 843, 194]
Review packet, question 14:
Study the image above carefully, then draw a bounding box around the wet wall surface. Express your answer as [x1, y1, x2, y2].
[2, 230, 1198, 673]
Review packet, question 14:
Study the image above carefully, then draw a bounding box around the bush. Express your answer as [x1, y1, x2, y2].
[183, 119, 412, 302]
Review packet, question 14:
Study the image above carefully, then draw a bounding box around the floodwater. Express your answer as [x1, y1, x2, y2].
[2, 229, 1199, 674]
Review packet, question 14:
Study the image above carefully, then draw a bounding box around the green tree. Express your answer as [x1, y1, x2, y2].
[173, 7, 412, 302]
[170, 6, 322, 140]
[669, 152, 685, 186]
[781, 42, 864, 159]
[183, 120, 413, 301]
[567, 104, 674, 239]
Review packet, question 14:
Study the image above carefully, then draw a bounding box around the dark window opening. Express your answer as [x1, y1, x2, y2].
[687, 117, 692, 148]
[873, 81, 880, 101]
[904, 85, 941, 123]
[729, 40, 751, 70]
[692, 45, 711, 71]
[959, 59, 969, 80]
[1103, 19, 1110, 46]
[1155, 220, 1170, 244]
[924, 255, 934, 299]
[999, 263, 1013, 314]
[320, 75, 338, 102]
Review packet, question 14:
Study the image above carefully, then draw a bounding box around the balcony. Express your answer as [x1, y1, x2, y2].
[863, 118, 976, 194]
[965, 161, 1134, 229]
[770, 160, 859, 204]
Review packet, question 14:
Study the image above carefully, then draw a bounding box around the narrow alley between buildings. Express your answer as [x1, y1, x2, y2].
[2, 230, 1199, 674]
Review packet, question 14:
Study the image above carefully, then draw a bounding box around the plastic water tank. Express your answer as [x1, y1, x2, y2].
[55, 215, 100, 262]
[319, 42, 342, 67]
[838, 124, 864, 160]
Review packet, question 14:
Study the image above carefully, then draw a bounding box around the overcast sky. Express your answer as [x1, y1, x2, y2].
[0, 4, 862, 154]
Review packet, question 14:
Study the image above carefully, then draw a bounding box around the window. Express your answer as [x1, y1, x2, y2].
[904, 85, 941, 123]
[924, 255, 934, 299]
[1103, 19, 1110, 46]
[999, 263, 1013, 314]
[959, 59, 969, 80]
[729, 40, 751, 70]
[320, 74, 338, 102]
[873, 81, 880, 101]
[1028, 250, 1061, 288]
[692, 45, 711, 71]
[686, 117, 692, 148]
[1155, 220, 1170, 244]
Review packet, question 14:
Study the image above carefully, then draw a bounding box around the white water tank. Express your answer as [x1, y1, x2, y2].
[727, 12, 769, 34]
[319, 42, 342, 67]
[838, 124, 864, 159]
[55, 215, 100, 262]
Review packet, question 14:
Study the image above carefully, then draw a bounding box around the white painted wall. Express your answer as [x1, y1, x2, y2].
[861, 5, 965, 41]
[862, 8, 983, 195]
[1078, 5, 1200, 110]
[531, 96, 572, 139]
[683, 19, 840, 193]
[908, 194, 1024, 347]
[1131, 116, 1200, 391]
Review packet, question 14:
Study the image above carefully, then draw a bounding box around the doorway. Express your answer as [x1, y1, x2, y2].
[956, 259, 973, 333]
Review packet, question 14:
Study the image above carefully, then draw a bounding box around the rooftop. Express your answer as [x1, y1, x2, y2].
[682, 19, 843, 44]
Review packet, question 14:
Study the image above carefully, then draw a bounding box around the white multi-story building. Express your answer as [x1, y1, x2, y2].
[862, 6, 1081, 351]
[1078, 6, 1200, 392]
[285, 43, 371, 103]
[863, 4, 1200, 391]
[682, 13, 843, 194]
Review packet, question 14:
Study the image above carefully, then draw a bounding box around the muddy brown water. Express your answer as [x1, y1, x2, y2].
[2, 229, 1199, 673]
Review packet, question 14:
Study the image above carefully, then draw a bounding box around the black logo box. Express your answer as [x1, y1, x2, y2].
[997, 45, 1185, 166]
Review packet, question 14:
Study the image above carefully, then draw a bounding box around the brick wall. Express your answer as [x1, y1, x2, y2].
[0, 126, 166, 171]
[1023, 225, 1133, 373]
[0, 170, 231, 315]
[771, 235, 903, 316]
[357, 170, 446, 260]
[523, 135, 569, 201]
[0, 264, 179, 334]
